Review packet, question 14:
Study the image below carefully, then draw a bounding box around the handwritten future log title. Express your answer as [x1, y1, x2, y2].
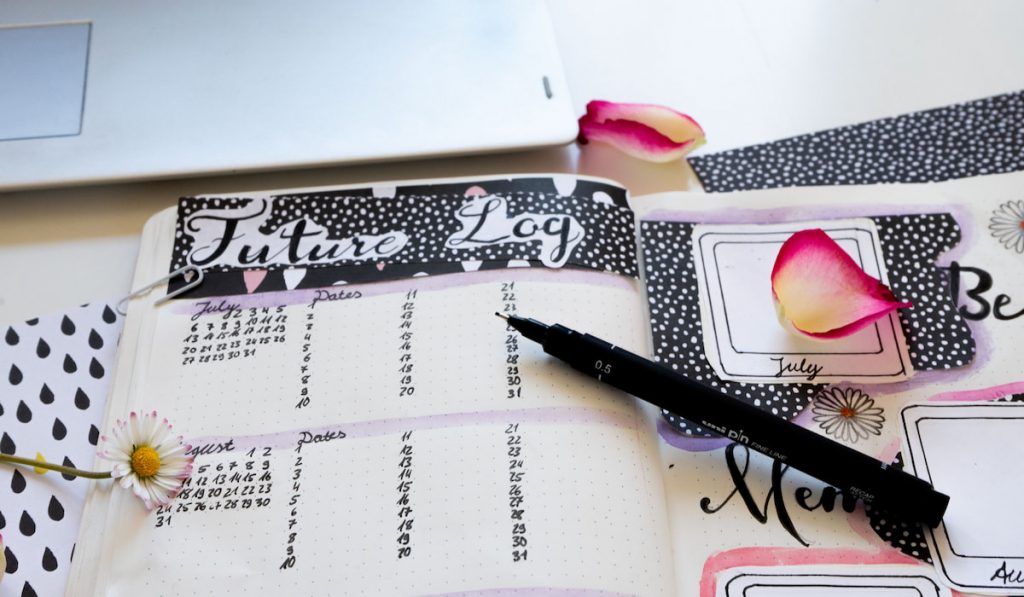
[184, 195, 585, 270]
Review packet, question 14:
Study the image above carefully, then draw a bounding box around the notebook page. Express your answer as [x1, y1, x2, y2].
[71, 176, 675, 597]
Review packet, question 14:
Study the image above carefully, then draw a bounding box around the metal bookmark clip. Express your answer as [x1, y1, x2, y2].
[116, 265, 205, 315]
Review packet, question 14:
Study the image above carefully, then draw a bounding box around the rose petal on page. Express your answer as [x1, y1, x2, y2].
[771, 229, 912, 339]
[577, 100, 705, 163]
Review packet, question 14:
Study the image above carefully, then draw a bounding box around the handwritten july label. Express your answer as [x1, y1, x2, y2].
[185, 199, 409, 269]
[771, 357, 823, 381]
[445, 195, 584, 268]
[191, 299, 243, 321]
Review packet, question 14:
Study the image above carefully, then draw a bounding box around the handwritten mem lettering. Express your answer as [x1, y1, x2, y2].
[445, 195, 584, 268]
[185, 199, 409, 269]
[699, 443, 858, 547]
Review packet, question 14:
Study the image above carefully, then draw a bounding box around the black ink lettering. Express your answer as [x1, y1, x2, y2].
[699, 444, 809, 546]
[991, 561, 1024, 585]
[947, 261, 992, 320]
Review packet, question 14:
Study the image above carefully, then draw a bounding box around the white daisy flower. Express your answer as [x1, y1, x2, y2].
[989, 199, 1024, 254]
[98, 411, 194, 509]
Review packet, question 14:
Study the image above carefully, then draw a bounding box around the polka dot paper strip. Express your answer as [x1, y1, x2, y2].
[641, 214, 974, 436]
[169, 177, 639, 299]
[688, 91, 1024, 193]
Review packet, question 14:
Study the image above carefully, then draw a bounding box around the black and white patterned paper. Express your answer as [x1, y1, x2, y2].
[1, 303, 122, 597]
[169, 177, 638, 299]
[642, 221, 822, 436]
[641, 215, 974, 436]
[868, 393, 1024, 567]
[689, 91, 1024, 193]
[875, 215, 975, 371]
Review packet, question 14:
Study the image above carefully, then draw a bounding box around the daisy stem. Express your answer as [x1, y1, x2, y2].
[0, 453, 112, 479]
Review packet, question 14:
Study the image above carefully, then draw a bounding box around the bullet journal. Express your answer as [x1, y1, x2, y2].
[65, 173, 1024, 596]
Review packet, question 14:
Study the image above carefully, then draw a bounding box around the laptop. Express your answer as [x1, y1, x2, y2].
[0, 1, 577, 191]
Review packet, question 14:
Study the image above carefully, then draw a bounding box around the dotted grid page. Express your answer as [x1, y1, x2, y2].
[87, 269, 676, 597]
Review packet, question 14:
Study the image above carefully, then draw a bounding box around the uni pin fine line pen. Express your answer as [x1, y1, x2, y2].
[496, 312, 949, 528]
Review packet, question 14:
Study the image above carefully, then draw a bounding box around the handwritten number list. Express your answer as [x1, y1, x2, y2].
[181, 303, 286, 367]
[154, 447, 273, 527]
[397, 289, 418, 560]
[500, 282, 529, 562]
[296, 304, 314, 409]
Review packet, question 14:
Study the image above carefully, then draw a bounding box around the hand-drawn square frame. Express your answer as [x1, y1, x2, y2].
[901, 403, 1024, 592]
[694, 225, 908, 380]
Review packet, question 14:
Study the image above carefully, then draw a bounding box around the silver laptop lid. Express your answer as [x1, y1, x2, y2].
[0, 1, 576, 190]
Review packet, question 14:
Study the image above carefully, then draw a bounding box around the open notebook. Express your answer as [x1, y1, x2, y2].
[66, 174, 1024, 596]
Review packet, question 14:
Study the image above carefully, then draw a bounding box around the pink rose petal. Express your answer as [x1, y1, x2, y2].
[577, 100, 705, 163]
[771, 229, 912, 339]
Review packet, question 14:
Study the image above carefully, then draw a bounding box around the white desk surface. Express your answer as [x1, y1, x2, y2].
[3, 0, 1024, 324]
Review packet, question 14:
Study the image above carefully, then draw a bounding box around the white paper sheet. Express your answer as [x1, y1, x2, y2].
[81, 271, 676, 596]
[900, 402, 1024, 595]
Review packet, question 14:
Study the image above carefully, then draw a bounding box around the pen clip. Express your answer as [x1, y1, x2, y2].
[116, 265, 204, 315]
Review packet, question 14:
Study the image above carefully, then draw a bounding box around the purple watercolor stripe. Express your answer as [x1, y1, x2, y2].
[187, 406, 637, 453]
[656, 391, 822, 453]
[656, 419, 730, 452]
[420, 589, 639, 597]
[171, 268, 636, 314]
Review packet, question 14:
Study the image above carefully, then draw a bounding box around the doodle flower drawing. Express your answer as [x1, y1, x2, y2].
[989, 199, 1024, 254]
[812, 387, 884, 443]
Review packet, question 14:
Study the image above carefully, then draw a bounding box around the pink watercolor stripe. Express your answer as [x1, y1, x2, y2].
[187, 406, 637, 453]
[699, 546, 922, 597]
[927, 380, 1024, 402]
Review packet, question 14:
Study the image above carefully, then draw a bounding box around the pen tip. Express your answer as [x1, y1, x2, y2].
[495, 312, 509, 321]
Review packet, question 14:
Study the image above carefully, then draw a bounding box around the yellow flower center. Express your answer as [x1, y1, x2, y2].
[130, 446, 161, 478]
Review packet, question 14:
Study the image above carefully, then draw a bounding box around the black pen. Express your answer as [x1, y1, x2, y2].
[496, 312, 949, 528]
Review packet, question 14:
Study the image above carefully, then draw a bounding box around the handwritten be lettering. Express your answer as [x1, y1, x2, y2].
[445, 195, 584, 268]
[946, 261, 1024, 321]
[185, 199, 409, 269]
